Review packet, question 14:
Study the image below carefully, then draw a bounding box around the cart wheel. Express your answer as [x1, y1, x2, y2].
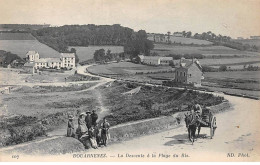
[210, 116, 217, 139]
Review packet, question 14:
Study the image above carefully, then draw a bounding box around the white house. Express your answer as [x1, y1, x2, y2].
[138, 55, 173, 66]
[26, 51, 40, 63]
[26, 51, 76, 70]
[60, 53, 76, 68]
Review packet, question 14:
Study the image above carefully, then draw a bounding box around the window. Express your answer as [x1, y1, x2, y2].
[189, 74, 192, 77]
[177, 71, 178, 76]
[184, 72, 186, 77]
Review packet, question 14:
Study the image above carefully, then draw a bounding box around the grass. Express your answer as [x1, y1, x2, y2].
[202, 71, 260, 95]
[66, 73, 100, 82]
[0, 33, 36, 40]
[148, 36, 213, 45]
[0, 40, 60, 59]
[152, 44, 260, 57]
[69, 45, 124, 62]
[87, 62, 172, 75]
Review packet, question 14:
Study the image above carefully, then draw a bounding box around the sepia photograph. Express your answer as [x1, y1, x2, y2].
[0, 0, 260, 162]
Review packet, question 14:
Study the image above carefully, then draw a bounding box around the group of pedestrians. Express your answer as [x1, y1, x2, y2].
[66, 110, 110, 149]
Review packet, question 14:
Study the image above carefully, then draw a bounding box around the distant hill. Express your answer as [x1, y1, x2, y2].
[0, 32, 36, 40]
[147, 35, 213, 45]
[0, 24, 50, 31]
[31, 24, 135, 52]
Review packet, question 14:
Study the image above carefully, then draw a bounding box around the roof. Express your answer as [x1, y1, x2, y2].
[46, 58, 61, 63]
[35, 58, 61, 63]
[176, 59, 202, 71]
[60, 53, 75, 58]
[34, 58, 48, 63]
[26, 51, 38, 56]
[141, 56, 173, 61]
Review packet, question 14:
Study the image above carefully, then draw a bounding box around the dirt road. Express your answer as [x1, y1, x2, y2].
[80, 93, 260, 161]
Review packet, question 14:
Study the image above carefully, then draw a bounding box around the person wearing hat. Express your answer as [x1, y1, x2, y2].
[85, 111, 92, 130]
[78, 113, 88, 138]
[91, 109, 98, 126]
[67, 115, 75, 137]
[195, 104, 202, 117]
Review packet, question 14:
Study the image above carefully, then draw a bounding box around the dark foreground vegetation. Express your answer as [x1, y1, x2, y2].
[0, 50, 25, 67]
[100, 81, 224, 126]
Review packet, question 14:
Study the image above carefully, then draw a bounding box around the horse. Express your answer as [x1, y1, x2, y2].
[185, 113, 199, 144]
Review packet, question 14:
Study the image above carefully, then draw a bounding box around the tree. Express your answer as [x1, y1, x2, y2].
[106, 49, 113, 60]
[124, 30, 154, 59]
[182, 31, 186, 37]
[70, 48, 79, 64]
[93, 49, 105, 62]
[186, 31, 192, 38]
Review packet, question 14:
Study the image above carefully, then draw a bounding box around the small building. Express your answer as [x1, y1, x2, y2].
[26, 51, 40, 63]
[138, 55, 173, 66]
[173, 32, 183, 37]
[174, 58, 203, 86]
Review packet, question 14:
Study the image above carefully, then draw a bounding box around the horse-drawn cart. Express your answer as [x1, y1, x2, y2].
[197, 108, 217, 139]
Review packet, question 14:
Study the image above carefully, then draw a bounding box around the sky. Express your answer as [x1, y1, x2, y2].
[0, 0, 259, 38]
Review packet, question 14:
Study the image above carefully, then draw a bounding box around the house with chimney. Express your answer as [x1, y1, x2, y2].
[174, 58, 203, 86]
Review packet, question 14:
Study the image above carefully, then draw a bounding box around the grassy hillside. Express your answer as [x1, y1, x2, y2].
[148, 36, 213, 45]
[0, 40, 60, 58]
[152, 44, 260, 57]
[0, 33, 36, 40]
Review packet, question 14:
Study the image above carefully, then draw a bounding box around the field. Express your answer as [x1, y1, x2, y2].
[0, 40, 60, 58]
[176, 57, 260, 67]
[232, 39, 260, 47]
[69, 46, 124, 62]
[152, 44, 260, 57]
[87, 62, 173, 75]
[202, 71, 260, 97]
[0, 33, 36, 40]
[148, 36, 213, 45]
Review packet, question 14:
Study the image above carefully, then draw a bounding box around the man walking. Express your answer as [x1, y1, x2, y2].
[85, 111, 92, 130]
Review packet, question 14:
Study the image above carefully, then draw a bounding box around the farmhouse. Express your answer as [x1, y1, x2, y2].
[138, 55, 173, 66]
[60, 53, 76, 68]
[174, 58, 203, 86]
[25, 51, 75, 69]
